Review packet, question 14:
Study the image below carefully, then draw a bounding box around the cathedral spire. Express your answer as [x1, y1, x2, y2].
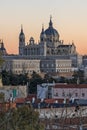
[19, 24, 25, 36]
[49, 15, 53, 27]
[42, 24, 44, 33]
[21, 24, 23, 33]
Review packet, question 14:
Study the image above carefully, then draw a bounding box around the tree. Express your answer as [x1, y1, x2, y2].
[29, 71, 43, 93]
[43, 73, 56, 83]
[1, 71, 29, 86]
[72, 69, 84, 84]
[58, 76, 66, 83]
[0, 92, 4, 102]
[0, 105, 45, 130]
[1, 70, 11, 85]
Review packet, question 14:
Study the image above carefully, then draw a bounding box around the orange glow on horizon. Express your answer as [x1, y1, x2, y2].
[3, 23, 87, 55]
[0, 0, 87, 55]
[5, 34, 87, 55]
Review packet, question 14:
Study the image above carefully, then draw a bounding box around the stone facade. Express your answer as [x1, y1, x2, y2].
[19, 18, 77, 57]
[2, 59, 40, 75]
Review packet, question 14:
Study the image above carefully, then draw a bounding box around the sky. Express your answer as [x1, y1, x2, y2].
[0, 0, 87, 55]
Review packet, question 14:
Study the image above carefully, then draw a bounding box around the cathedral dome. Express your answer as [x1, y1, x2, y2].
[44, 17, 60, 42]
[45, 28, 59, 37]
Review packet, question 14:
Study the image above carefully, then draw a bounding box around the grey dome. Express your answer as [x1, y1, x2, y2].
[45, 27, 59, 37]
[44, 18, 60, 41]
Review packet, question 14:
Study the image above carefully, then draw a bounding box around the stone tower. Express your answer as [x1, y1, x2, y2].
[19, 25, 25, 55]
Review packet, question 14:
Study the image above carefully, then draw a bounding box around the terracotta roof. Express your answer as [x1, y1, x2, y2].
[15, 98, 25, 103]
[54, 84, 87, 88]
[27, 94, 36, 98]
[25, 94, 37, 102]
[45, 99, 56, 103]
[44, 99, 64, 103]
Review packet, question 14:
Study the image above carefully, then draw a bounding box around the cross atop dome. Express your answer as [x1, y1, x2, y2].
[21, 24, 23, 33]
[49, 15, 53, 27]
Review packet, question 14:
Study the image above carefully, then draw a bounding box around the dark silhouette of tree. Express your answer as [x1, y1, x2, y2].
[0, 105, 44, 130]
[1, 70, 11, 85]
[1, 70, 29, 86]
[58, 76, 66, 83]
[43, 73, 56, 83]
[29, 71, 43, 93]
[72, 69, 84, 84]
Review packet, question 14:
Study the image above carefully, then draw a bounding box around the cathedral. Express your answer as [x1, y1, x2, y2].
[19, 17, 77, 56]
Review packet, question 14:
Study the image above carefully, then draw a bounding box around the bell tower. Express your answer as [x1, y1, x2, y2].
[40, 24, 46, 43]
[19, 25, 25, 55]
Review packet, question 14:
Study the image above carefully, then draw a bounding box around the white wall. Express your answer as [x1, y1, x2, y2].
[52, 87, 87, 100]
[0, 85, 28, 101]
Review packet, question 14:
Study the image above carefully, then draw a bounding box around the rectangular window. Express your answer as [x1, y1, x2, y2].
[62, 92, 65, 97]
[75, 93, 78, 97]
[54, 93, 58, 97]
[56, 93, 58, 96]
[82, 93, 85, 97]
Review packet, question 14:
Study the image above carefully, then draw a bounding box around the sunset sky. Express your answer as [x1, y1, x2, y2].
[0, 0, 87, 55]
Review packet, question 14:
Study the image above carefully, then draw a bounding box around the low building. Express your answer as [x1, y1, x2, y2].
[37, 83, 87, 103]
[0, 85, 28, 102]
[37, 83, 55, 99]
[52, 84, 87, 101]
